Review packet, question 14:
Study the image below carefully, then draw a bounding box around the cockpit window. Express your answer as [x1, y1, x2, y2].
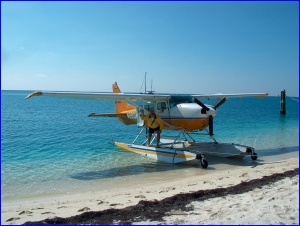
[169, 96, 193, 108]
[143, 103, 155, 111]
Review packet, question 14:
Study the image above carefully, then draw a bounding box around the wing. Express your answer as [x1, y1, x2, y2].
[25, 90, 268, 103]
[191, 93, 268, 100]
[25, 91, 171, 103]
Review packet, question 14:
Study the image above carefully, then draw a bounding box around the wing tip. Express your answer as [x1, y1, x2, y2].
[25, 91, 43, 99]
[255, 93, 269, 98]
[88, 112, 96, 117]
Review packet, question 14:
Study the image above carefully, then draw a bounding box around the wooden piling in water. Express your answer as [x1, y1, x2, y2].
[280, 89, 286, 115]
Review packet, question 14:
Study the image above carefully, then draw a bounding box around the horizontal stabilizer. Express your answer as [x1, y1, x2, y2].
[88, 112, 127, 117]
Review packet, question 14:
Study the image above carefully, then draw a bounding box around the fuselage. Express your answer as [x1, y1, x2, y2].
[112, 82, 216, 131]
[162, 103, 216, 131]
[137, 101, 216, 131]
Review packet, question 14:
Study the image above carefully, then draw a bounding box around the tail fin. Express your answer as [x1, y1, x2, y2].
[112, 82, 122, 93]
[112, 82, 136, 113]
[88, 82, 137, 125]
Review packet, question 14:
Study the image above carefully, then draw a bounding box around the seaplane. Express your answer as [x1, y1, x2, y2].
[25, 82, 268, 168]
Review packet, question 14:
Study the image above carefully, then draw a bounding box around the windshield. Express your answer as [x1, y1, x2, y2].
[169, 96, 193, 108]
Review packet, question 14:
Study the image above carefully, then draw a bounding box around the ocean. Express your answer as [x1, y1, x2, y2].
[1, 90, 299, 201]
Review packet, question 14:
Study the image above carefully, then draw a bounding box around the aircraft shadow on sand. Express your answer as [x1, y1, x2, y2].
[69, 154, 264, 181]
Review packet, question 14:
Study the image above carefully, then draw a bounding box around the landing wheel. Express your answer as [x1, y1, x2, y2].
[251, 152, 258, 160]
[196, 153, 208, 169]
[200, 159, 208, 168]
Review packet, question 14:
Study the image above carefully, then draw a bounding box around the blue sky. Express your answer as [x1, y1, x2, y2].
[1, 1, 299, 96]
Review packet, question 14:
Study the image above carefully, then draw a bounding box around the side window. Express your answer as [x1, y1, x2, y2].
[157, 102, 167, 112]
[144, 104, 155, 111]
[157, 103, 161, 110]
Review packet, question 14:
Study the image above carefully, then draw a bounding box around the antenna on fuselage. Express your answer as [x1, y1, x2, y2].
[145, 72, 147, 94]
[139, 72, 147, 94]
[147, 79, 155, 94]
[141, 71, 155, 94]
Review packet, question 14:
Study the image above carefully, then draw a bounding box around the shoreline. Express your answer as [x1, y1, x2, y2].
[2, 157, 298, 225]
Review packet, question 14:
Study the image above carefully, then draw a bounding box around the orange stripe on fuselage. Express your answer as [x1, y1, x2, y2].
[142, 118, 209, 131]
[163, 118, 209, 132]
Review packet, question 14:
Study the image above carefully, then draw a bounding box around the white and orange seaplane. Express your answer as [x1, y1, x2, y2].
[25, 82, 268, 168]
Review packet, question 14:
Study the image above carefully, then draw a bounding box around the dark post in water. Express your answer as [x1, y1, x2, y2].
[280, 89, 286, 115]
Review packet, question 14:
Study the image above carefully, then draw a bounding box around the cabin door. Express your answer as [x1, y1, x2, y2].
[136, 106, 144, 128]
[156, 101, 169, 118]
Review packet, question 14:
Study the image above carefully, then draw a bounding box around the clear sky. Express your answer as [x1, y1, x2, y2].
[1, 1, 299, 96]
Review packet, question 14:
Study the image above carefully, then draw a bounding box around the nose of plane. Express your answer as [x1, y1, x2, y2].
[205, 106, 216, 117]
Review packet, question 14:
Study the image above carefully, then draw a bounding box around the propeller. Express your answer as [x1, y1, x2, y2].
[213, 98, 227, 109]
[194, 98, 210, 114]
[194, 97, 227, 138]
[194, 98, 214, 136]
[208, 115, 213, 136]
[194, 98, 227, 136]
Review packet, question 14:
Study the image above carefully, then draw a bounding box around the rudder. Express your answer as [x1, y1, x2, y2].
[112, 82, 136, 113]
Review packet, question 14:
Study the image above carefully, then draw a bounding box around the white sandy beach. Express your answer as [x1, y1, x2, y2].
[156, 175, 299, 225]
[2, 157, 299, 225]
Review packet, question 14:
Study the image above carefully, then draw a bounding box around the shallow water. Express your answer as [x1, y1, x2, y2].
[1, 90, 298, 200]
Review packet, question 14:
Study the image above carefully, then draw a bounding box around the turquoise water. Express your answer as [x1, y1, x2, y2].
[1, 90, 299, 200]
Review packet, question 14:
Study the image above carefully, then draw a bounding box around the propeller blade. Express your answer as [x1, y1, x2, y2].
[195, 99, 215, 139]
[209, 115, 213, 136]
[194, 98, 210, 113]
[213, 98, 227, 109]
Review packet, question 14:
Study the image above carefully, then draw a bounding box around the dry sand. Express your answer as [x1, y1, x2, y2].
[2, 157, 299, 225]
